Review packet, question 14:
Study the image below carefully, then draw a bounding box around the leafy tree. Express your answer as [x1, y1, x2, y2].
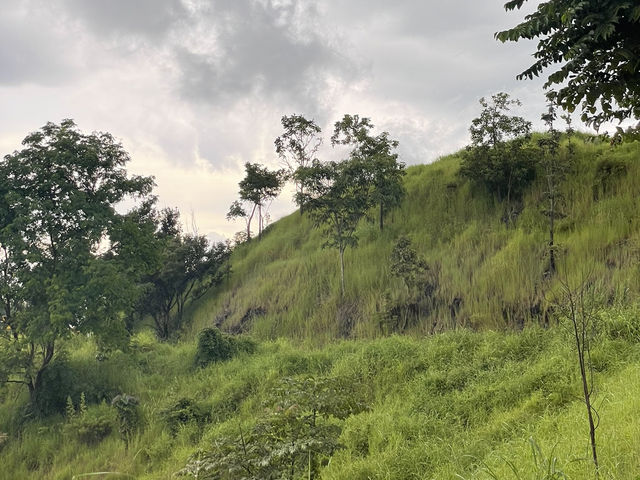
[390, 236, 430, 294]
[0, 120, 154, 404]
[459, 93, 536, 224]
[296, 158, 371, 296]
[140, 210, 231, 340]
[496, 0, 640, 129]
[332, 114, 405, 231]
[227, 163, 285, 240]
[384, 236, 439, 332]
[111, 393, 141, 449]
[274, 114, 322, 205]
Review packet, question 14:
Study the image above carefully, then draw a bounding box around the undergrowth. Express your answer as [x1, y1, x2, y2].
[0, 311, 639, 479]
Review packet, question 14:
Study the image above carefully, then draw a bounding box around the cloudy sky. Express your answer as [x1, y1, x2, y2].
[0, 0, 583, 241]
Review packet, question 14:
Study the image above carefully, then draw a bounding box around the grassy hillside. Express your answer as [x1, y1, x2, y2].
[1, 134, 640, 479]
[189, 134, 640, 341]
[1, 314, 639, 479]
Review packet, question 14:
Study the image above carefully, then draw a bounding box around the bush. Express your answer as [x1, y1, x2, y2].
[195, 328, 256, 368]
[111, 393, 141, 448]
[64, 403, 114, 445]
[161, 398, 210, 435]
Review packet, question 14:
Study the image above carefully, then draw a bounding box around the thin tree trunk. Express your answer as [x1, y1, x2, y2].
[379, 202, 384, 231]
[247, 203, 258, 240]
[549, 193, 556, 273]
[570, 296, 599, 476]
[339, 247, 345, 297]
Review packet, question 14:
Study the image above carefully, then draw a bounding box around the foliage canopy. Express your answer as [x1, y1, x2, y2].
[497, 0, 640, 128]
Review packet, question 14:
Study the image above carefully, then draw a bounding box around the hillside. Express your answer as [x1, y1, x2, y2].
[189, 134, 640, 342]
[1, 319, 639, 479]
[1, 133, 640, 479]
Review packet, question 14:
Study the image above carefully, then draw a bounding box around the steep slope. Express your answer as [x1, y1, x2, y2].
[188, 135, 640, 341]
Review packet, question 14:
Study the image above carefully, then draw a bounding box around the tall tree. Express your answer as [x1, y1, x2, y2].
[227, 163, 284, 240]
[274, 114, 322, 205]
[538, 101, 573, 274]
[332, 115, 405, 231]
[0, 120, 154, 403]
[496, 0, 640, 129]
[459, 93, 536, 224]
[296, 158, 371, 296]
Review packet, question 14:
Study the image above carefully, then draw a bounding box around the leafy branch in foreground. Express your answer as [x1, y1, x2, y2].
[497, 0, 640, 129]
[178, 376, 368, 480]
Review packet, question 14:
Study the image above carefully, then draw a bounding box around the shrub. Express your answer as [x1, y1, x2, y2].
[31, 355, 120, 417]
[161, 398, 210, 436]
[111, 393, 141, 448]
[195, 328, 256, 368]
[64, 403, 114, 445]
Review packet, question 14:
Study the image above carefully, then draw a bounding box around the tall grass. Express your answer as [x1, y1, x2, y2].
[186, 135, 640, 342]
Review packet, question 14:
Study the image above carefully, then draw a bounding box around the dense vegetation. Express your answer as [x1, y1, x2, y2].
[1, 313, 640, 479]
[0, 130, 639, 478]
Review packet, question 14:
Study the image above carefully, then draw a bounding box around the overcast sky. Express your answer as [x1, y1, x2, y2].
[0, 0, 585, 241]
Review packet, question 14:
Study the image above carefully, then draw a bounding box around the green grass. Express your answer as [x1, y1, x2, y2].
[186, 135, 640, 342]
[1, 314, 640, 479]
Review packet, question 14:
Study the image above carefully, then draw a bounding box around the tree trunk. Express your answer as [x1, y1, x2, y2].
[339, 247, 345, 297]
[549, 193, 556, 273]
[247, 204, 258, 240]
[28, 342, 55, 405]
[379, 202, 384, 231]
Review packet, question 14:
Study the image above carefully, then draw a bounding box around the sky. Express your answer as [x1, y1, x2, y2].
[0, 0, 593, 242]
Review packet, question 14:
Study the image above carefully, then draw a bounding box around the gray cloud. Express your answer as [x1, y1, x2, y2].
[59, 0, 188, 39]
[172, 0, 359, 111]
[0, 2, 79, 85]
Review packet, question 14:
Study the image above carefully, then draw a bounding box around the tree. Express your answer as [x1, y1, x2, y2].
[496, 0, 640, 129]
[553, 273, 601, 476]
[459, 93, 536, 224]
[0, 120, 154, 404]
[390, 236, 431, 294]
[140, 209, 231, 340]
[383, 236, 439, 333]
[296, 158, 371, 296]
[332, 114, 405, 231]
[227, 163, 284, 240]
[274, 114, 322, 205]
[538, 102, 573, 274]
